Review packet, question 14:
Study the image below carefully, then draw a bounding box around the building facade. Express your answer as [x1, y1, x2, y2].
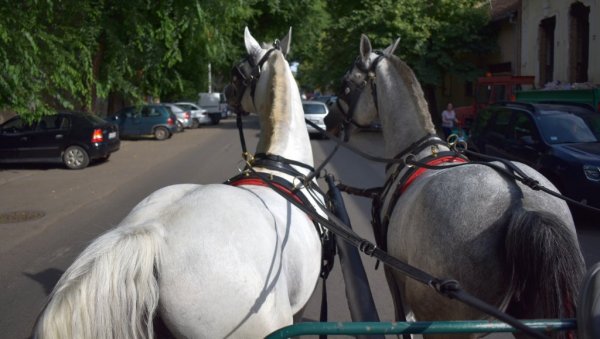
[520, 0, 598, 86]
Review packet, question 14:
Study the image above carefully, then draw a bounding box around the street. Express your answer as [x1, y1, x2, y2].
[1, 116, 598, 339]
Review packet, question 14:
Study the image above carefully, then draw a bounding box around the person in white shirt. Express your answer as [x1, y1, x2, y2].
[441, 102, 458, 138]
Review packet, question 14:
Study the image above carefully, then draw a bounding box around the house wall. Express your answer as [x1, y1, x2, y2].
[521, 0, 599, 85]
[494, 18, 521, 72]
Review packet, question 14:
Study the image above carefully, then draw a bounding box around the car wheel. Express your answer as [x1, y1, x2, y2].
[154, 127, 169, 140]
[63, 146, 90, 169]
[191, 119, 200, 129]
[176, 121, 184, 132]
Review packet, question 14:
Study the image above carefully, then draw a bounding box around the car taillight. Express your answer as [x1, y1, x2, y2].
[167, 117, 174, 125]
[92, 129, 104, 143]
[185, 112, 190, 119]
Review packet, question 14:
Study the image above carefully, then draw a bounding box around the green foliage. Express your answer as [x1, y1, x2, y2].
[310, 0, 495, 91]
[0, 0, 494, 120]
[0, 0, 101, 121]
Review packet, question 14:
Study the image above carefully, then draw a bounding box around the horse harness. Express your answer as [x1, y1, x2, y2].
[226, 44, 337, 280]
[224, 153, 336, 283]
[369, 134, 468, 252]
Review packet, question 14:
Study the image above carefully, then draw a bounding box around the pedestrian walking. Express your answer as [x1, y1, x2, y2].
[441, 102, 458, 139]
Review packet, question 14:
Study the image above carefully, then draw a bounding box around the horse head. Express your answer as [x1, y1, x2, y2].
[226, 27, 291, 117]
[334, 35, 400, 129]
[226, 27, 312, 165]
[336, 35, 437, 156]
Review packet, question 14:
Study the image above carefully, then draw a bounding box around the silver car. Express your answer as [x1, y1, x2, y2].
[164, 103, 193, 132]
[302, 100, 329, 137]
[174, 102, 211, 128]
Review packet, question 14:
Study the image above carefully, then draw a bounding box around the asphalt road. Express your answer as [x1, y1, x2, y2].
[1, 116, 598, 339]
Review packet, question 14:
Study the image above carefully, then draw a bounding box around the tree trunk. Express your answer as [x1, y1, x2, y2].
[91, 34, 106, 116]
[423, 84, 441, 134]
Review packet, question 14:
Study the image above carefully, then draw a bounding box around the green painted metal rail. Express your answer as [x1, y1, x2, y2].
[265, 319, 576, 338]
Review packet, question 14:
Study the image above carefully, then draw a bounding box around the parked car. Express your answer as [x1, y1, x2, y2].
[468, 101, 600, 211]
[302, 100, 329, 137]
[106, 104, 177, 140]
[0, 112, 120, 169]
[164, 103, 192, 132]
[174, 102, 211, 128]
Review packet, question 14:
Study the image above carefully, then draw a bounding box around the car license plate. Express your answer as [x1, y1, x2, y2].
[109, 132, 117, 139]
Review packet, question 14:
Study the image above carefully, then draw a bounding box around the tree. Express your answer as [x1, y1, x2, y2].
[1, 0, 492, 122]
[0, 1, 330, 120]
[304, 0, 496, 116]
[0, 1, 101, 121]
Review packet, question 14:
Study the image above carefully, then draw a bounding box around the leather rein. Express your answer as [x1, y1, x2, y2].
[223, 48, 553, 339]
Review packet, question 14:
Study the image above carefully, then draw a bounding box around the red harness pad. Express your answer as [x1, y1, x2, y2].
[401, 155, 468, 193]
[229, 177, 304, 205]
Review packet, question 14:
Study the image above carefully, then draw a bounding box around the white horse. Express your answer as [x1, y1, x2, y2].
[34, 27, 324, 339]
[330, 35, 586, 338]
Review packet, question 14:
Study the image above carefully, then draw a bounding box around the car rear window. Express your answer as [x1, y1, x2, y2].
[303, 103, 327, 114]
[82, 114, 106, 125]
[166, 105, 183, 113]
[176, 104, 192, 110]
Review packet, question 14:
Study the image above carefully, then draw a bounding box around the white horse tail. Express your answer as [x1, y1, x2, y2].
[34, 222, 165, 339]
[504, 209, 585, 321]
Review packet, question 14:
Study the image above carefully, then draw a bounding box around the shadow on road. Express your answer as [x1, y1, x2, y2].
[23, 268, 64, 296]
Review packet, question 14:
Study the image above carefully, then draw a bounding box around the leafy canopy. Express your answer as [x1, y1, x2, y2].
[0, 0, 493, 120]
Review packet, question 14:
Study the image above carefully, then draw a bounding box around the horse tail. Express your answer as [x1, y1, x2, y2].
[34, 222, 164, 339]
[505, 209, 585, 321]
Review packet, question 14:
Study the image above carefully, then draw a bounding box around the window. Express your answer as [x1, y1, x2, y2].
[493, 85, 507, 102]
[1, 117, 35, 134]
[141, 106, 160, 117]
[488, 108, 512, 137]
[569, 2, 590, 83]
[476, 85, 492, 104]
[511, 111, 536, 142]
[302, 103, 327, 114]
[36, 116, 58, 131]
[539, 17, 556, 86]
[118, 107, 135, 118]
[538, 112, 598, 144]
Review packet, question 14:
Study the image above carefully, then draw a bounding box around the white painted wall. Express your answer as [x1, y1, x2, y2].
[521, 0, 599, 85]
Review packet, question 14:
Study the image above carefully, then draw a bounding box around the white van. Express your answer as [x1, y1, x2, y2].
[198, 92, 228, 123]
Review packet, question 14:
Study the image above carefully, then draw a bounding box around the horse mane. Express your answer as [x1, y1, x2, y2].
[386, 56, 436, 134]
[266, 51, 293, 151]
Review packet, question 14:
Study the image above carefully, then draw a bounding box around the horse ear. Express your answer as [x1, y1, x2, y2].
[360, 34, 372, 65]
[383, 37, 401, 57]
[244, 27, 262, 58]
[279, 27, 292, 57]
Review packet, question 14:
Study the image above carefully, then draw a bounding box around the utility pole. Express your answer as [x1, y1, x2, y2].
[208, 63, 212, 93]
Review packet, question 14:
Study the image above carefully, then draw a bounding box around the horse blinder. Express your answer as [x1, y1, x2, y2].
[336, 58, 378, 130]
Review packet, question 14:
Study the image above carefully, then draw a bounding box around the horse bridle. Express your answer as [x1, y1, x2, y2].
[226, 44, 280, 115]
[336, 51, 385, 130]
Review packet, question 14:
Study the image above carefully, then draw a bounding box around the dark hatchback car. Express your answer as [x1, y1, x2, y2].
[469, 102, 600, 211]
[0, 112, 120, 169]
[107, 104, 178, 140]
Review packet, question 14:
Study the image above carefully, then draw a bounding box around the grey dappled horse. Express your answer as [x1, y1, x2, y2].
[331, 35, 586, 338]
[34, 27, 324, 339]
